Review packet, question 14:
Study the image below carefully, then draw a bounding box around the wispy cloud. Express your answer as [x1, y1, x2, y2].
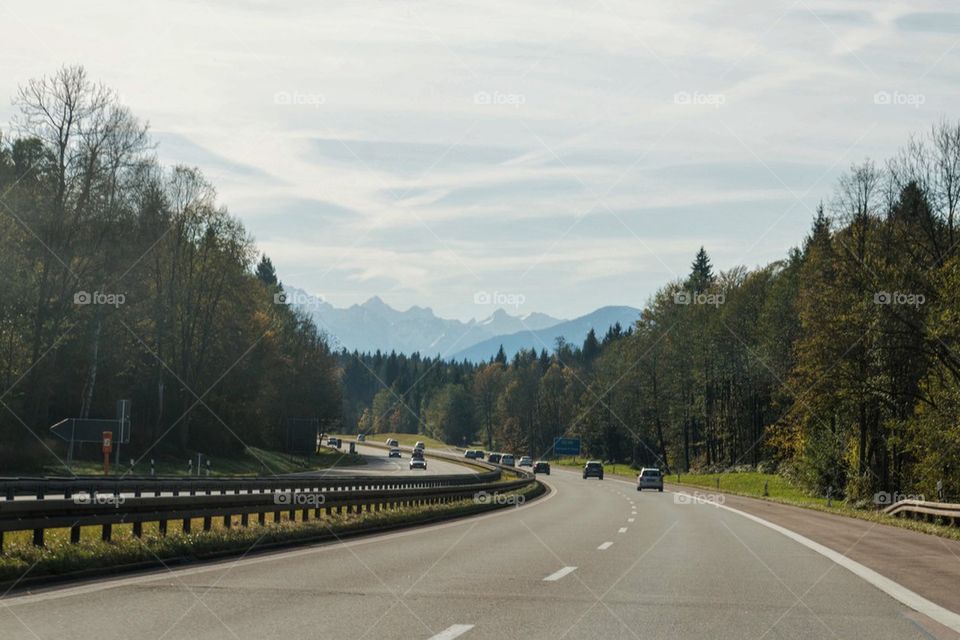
[2, 0, 956, 319]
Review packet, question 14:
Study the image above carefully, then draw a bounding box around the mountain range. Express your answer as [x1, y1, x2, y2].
[284, 286, 639, 362]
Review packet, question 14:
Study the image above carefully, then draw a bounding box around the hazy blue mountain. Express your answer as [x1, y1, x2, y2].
[284, 287, 565, 356]
[449, 306, 641, 362]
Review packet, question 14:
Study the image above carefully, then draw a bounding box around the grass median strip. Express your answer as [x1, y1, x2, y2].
[0, 482, 544, 586]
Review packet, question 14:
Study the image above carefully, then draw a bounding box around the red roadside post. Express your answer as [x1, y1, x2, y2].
[102, 431, 113, 475]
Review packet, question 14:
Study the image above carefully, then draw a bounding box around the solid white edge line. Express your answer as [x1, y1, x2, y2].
[429, 624, 474, 640]
[598, 542, 614, 550]
[574, 469, 960, 632]
[672, 491, 960, 633]
[543, 566, 577, 581]
[618, 527, 628, 533]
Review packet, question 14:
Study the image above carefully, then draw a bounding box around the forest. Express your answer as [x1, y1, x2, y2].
[341, 126, 960, 503]
[0, 66, 341, 470]
[4, 66, 960, 505]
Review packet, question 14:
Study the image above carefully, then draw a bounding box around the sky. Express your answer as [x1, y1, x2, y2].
[2, 1, 958, 320]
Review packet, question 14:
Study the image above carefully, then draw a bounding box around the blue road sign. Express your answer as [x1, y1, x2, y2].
[554, 437, 581, 456]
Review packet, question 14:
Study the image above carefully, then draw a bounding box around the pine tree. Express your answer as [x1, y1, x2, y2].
[688, 246, 714, 294]
[255, 254, 278, 286]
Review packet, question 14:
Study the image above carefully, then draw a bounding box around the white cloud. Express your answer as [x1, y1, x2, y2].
[1, 0, 956, 318]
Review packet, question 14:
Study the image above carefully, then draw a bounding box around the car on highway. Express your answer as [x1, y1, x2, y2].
[637, 467, 663, 491]
[388, 447, 401, 458]
[464, 449, 483, 459]
[518, 456, 533, 467]
[409, 457, 427, 470]
[487, 453, 502, 464]
[501, 454, 515, 466]
[386, 438, 399, 447]
[533, 461, 551, 475]
[356, 434, 366, 442]
[583, 460, 604, 480]
[414, 441, 425, 451]
[326, 437, 341, 448]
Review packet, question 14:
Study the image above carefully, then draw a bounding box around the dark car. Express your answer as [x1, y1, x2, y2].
[533, 461, 551, 475]
[583, 460, 604, 480]
[488, 453, 502, 464]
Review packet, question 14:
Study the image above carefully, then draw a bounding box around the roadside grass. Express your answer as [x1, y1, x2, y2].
[41, 446, 364, 477]
[0, 482, 544, 584]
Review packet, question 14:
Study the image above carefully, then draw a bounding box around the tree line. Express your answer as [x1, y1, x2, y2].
[0, 66, 340, 470]
[342, 123, 960, 503]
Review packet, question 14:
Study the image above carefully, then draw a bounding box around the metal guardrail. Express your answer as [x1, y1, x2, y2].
[0, 449, 534, 550]
[0, 470, 499, 500]
[882, 499, 960, 525]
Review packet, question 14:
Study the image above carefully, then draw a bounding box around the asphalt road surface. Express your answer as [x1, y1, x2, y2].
[0, 468, 955, 639]
[309, 443, 473, 477]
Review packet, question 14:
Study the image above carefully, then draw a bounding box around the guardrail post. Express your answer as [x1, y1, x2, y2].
[223, 515, 231, 528]
[33, 528, 44, 547]
[159, 519, 168, 536]
[258, 512, 266, 526]
[274, 509, 281, 523]
[203, 516, 212, 531]
[0, 531, 3, 553]
[133, 521, 142, 538]
[182, 518, 191, 534]
[241, 513, 249, 527]
[70, 524, 81, 544]
[102, 524, 112, 542]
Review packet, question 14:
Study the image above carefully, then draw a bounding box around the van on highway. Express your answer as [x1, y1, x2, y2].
[501, 454, 515, 466]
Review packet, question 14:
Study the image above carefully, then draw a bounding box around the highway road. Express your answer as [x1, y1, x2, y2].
[1, 466, 955, 640]
[306, 443, 473, 477]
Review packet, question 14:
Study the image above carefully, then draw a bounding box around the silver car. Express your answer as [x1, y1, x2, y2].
[637, 467, 663, 492]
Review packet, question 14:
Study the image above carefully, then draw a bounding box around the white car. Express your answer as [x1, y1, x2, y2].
[410, 457, 427, 470]
[414, 441, 425, 451]
[500, 454, 515, 466]
[518, 456, 533, 467]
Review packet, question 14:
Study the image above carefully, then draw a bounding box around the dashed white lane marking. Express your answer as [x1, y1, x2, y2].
[429, 624, 474, 640]
[544, 566, 578, 581]
[618, 527, 628, 533]
[628, 518, 635, 523]
[598, 541, 614, 550]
